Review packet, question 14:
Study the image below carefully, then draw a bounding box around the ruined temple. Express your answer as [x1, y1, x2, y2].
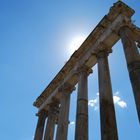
[33, 1, 140, 140]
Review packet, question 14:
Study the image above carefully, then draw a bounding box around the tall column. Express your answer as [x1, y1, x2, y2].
[75, 66, 92, 140]
[137, 42, 140, 48]
[44, 102, 59, 140]
[56, 83, 75, 140]
[119, 26, 140, 122]
[34, 110, 47, 140]
[97, 50, 118, 140]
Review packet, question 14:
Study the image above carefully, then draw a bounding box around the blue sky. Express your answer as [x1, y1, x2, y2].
[0, 0, 140, 140]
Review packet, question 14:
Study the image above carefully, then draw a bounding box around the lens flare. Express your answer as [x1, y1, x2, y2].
[69, 36, 86, 55]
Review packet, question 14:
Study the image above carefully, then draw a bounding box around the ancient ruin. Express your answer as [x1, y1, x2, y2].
[33, 1, 140, 140]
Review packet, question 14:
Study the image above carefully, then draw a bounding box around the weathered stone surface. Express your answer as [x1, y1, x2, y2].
[44, 103, 59, 140]
[120, 26, 140, 122]
[97, 50, 118, 140]
[33, 1, 140, 140]
[75, 66, 90, 140]
[33, 1, 134, 109]
[56, 83, 74, 140]
[137, 42, 140, 48]
[34, 110, 46, 140]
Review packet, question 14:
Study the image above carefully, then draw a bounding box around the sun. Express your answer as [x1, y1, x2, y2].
[69, 36, 86, 55]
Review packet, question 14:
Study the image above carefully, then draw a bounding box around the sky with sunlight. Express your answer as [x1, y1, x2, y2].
[0, 0, 140, 140]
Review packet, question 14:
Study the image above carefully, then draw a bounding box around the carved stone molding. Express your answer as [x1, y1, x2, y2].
[96, 48, 112, 59]
[36, 109, 47, 117]
[47, 102, 60, 123]
[58, 82, 76, 93]
[76, 65, 93, 76]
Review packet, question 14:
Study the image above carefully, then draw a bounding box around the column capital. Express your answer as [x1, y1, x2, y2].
[59, 82, 76, 93]
[76, 65, 93, 76]
[48, 101, 59, 114]
[36, 109, 47, 117]
[96, 48, 112, 59]
[119, 25, 129, 32]
[47, 101, 60, 124]
[118, 25, 136, 40]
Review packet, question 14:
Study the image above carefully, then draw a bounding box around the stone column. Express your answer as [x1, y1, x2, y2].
[119, 26, 140, 122]
[75, 66, 92, 140]
[44, 102, 59, 140]
[34, 110, 47, 140]
[137, 42, 140, 48]
[97, 50, 118, 140]
[56, 83, 75, 140]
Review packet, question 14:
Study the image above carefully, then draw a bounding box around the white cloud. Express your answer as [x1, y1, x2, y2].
[113, 96, 121, 104]
[88, 93, 99, 111]
[69, 121, 75, 125]
[118, 101, 127, 108]
[113, 91, 127, 109]
[88, 99, 98, 107]
[88, 91, 127, 110]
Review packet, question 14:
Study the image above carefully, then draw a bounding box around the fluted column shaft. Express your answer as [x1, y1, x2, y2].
[97, 50, 118, 140]
[56, 83, 74, 140]
[75, 66, 90, 140]
[34, 110, 46, 140]
[44, 103, 59, 140]
[120, 26, 140, 122]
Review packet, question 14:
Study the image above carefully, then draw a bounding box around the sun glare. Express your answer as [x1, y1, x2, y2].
[69, 36, 86, 55]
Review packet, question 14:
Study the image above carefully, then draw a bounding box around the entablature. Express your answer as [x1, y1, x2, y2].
[33, 1, 136, 110]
